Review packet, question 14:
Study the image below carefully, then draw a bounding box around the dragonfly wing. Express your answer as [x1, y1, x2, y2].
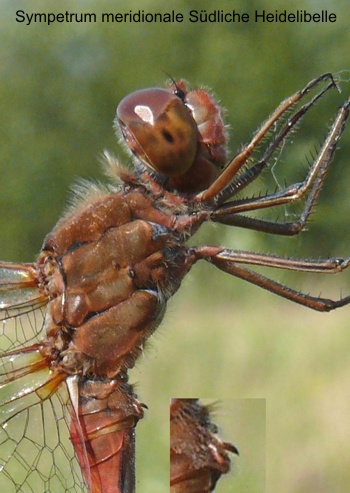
[0, 262, 86, 492]
[0, 262, 49, 321]
[0, 263, 49, 352]
[0, 350, 86, 492]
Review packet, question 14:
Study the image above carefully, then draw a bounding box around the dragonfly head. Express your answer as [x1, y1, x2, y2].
[116, 86, 198, 177]
[116, 80, 227, 193]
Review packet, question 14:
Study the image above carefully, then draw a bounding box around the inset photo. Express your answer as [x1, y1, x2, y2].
[170, 398, 265, 493]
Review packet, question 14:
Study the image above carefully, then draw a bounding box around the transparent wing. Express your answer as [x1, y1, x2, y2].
[0, 347, 87, 492]
[0, 374, 87, 492]
[0, 263, 87, 492]
[0, 262, 49, 352]
[0, 262, 48, 323]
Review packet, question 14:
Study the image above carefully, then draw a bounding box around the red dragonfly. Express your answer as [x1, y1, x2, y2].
[0, 73, 350, 492]
[170, 399, 238, 493]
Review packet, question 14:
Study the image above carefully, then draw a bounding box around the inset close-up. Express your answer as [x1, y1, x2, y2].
[170, 398, 265, 493]
[170, 398, 238, 493]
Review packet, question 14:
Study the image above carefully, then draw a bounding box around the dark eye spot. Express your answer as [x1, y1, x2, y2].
[162, 129, 174, 143]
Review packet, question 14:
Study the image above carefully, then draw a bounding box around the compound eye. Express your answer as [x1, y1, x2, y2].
[116, 88, 198, 176]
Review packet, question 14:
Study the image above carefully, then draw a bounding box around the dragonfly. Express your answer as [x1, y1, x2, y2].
[170, 399, 238, 493]
[0, 72, 350, 492]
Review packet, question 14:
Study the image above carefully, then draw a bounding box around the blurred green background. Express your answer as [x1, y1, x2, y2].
[1, 0, 350, 492]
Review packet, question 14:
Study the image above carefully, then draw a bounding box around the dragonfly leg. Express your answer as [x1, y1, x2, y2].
[211, 97, 350, 235]
[195, 73, 338, 203]
[194, 246, 350, 311]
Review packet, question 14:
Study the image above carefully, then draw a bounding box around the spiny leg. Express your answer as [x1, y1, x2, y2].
[216, 77, 341, 205]
[195, 73, 338, 203]
[211, 98, 350, 235]
[193, 246, 350, 312]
